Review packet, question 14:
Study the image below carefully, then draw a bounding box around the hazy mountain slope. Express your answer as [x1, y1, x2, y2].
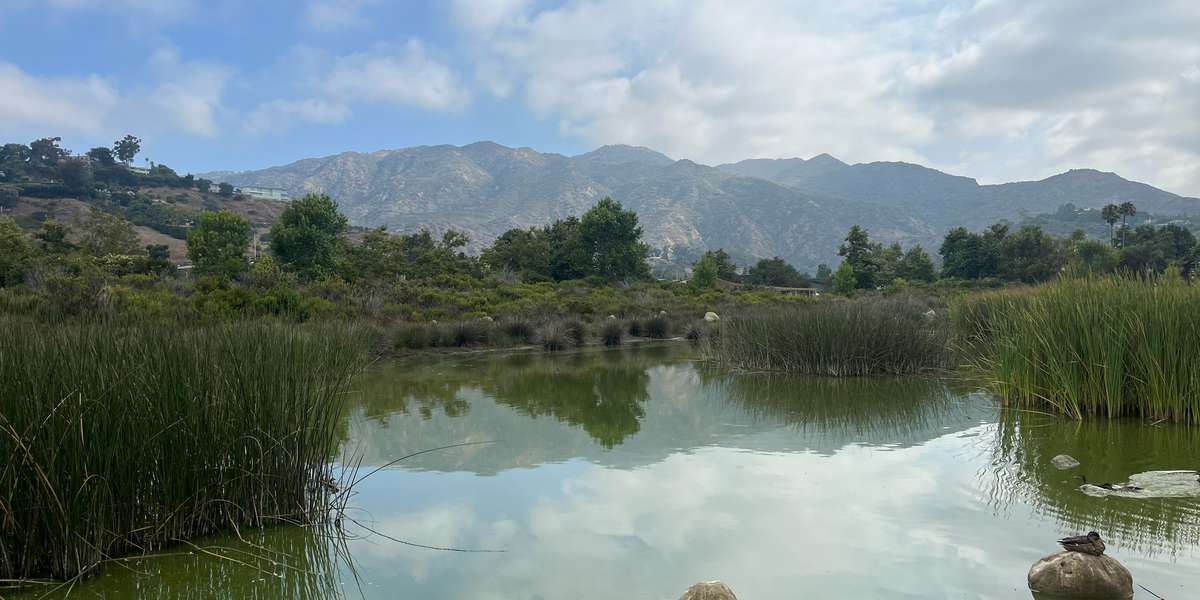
[205, 142, 1197, 269]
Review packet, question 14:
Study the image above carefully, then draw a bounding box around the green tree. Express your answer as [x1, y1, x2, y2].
[218, 182, 234, 196]
[269, 193, 348, 280]
[1101, 204, 1120, 245]
[196, 178, 212, 193]
[86, 147, 117, 166]
[872, 242, 904, 286]
[0, 217, 31, 286]
[578, 197, 649, 280]
[114, 134, 142, 165]
[29, 137, 68, 172]
[1067, 239, 1118, 275]
[690, 253, 719, 290]
[188, 210, 251, 280]
[832, 261, 856, 297]
[1117, 202, 1136, 247]
[939, 226, 1002, 279]
[837, 225, 875, 288]
[80, 209, 140, 256]
[815, 263, 832, 282]
[0, 143, 31, 180]
[58, 157, 94, 193]
[35, 220, 75, 254]
[145, 244, 174, 276]
[998, 225, 1065, 283]
[897, 246, 936, 282]
[746, 256, 809, 287]
[698, 248, 737, 281]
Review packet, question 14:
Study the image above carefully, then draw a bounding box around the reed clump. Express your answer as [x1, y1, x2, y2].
[954, 273, 1200, 424]
[0, 319, 366, 581]
[703, 296, 948, 375]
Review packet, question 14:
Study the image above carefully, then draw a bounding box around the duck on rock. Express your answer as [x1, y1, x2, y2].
[1057, 531, 1105, 556]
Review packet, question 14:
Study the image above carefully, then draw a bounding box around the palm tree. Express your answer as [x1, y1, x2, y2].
[1118, 202, 1136, 247]
[1101, 204, 1120, 246]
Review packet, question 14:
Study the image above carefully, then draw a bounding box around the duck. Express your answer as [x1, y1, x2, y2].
[1076, 474, 1143, 492]
[1058, 531, 1106, 556]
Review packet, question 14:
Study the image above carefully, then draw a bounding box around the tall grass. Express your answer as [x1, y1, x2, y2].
[954, 273, 1200, 424]
[0, 319, 365, 581]
[703, 296, 948, 375]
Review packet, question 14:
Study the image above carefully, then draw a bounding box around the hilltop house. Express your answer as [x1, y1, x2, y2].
[234, 185, 290, 201]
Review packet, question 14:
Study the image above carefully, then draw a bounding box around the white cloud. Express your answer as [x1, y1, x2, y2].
[450, 0, 1200, 196]
[302, 0, 380, 31]
[326, 40, 470, 112]
[0, 48, 231, 142]
[243, 98, 351, 134]
[0, 63, 119, 134]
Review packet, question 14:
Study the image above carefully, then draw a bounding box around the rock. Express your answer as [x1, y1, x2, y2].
[481, 316, 494, 322]
[430, 319, 438, 324]
[659, 310, 668, 316]
[1080, 469, 1200, 498]
[923, 309, 937, 319]
[678, 581, 737, 600]
[1027, 551, 1133, 598]
[1051, 454, 1081, 470]
[704, 311, 721, 322]
[607, 314, 617, 320]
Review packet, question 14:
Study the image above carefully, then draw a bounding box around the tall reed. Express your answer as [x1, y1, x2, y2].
[0, 319, 365, 581]
[703, 296, 948, 375]
[954, 273, 1200, 424]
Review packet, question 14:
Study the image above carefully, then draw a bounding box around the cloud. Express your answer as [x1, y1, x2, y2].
[302, 0, 380, 31]
[242, 40, 469, 134]
[33, 0, 195, 22]
[0, 48, 231, 142]
[0, 63, 119, 134]
[450, 0, 1200, 196]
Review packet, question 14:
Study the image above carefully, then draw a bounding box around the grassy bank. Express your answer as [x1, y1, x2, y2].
[954, 273, 1200, 424]
[702, 296, 948, 375]
[0, 319, 366, 582]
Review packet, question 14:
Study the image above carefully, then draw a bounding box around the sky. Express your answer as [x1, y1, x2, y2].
[1, 0, 1197, 195]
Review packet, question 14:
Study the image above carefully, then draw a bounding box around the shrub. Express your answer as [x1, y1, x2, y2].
[540, 322, 568, 351]
[601, 320, 624, 346]
[563, 319, 587, 346]
[450, 321, 489, 347]
[500, 319, 535, 344]
[628, 319, 644, 337]
[645, 315, 669, 339]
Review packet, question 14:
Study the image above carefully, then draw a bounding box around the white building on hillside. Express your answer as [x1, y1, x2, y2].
[235, 186, 290, 201]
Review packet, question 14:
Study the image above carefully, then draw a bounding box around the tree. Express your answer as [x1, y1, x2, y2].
[746, 256, 809, 287]
[188, 210, 251, 280]
[0, 217, 31, 286]
[815, 263, 832, 282]
[58, 157, 94, 193]
[698, 248, 737, 281]
[218, 182, 234, 196]
[80, 209, 140, 256]
[1119, 223, 1196, 274]
[897, 246, 936, 282]
[577, 197, 649, 280]
[872, 242, 904, 286]
[0, 143, 31, 181]
[35, 220, 75, 254]
[1068, 239, 1117, 275]
[28, 137, 68, 171]
[196, 178, 212, 193]
[1101, 204, 1120, 245]
[1117, 202, 1136, 247]
[269, 193, 348, 280]
[86, 147, 117, 166]
[998, 225, 1065, 283]
[113, 135, 142, 165]
[690, 253, 719, 290]
[939, 226, 1001, 279]
[145, 244, 174, 276]
[832, 261, 856, 297]
[837, 225, 875, 288]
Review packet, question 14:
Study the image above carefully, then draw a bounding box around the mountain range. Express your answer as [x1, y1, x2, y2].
[202, 142, 1200, 269]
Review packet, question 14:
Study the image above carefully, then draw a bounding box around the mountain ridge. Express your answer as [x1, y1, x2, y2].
[201, 142, 1200, 269]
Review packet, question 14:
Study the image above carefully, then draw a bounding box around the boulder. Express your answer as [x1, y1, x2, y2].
[923, 309, 937, 320]
[704, 311, 721, 322]
[1051, 454, 1081, 470]
[678, 581, 737, 600]
[1027, 551, 1133, 598]
[607, 314, 617, 320]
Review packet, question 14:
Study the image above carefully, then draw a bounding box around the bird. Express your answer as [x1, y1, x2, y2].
[1058, 531, 1106, 556]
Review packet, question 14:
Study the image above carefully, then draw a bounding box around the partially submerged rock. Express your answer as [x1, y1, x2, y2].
[1028, 551, 1133, 598]
[678, 581, 737, 600]
[704, 311, 721, 322]
[1080, 470, 1200, 498]
[1052, 454, 1081, 470]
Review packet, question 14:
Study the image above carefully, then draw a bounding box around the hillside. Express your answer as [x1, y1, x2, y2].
[205, 142, 1200, 269]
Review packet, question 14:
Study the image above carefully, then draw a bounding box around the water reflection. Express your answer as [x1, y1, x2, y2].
[988, 410, 1200, 559]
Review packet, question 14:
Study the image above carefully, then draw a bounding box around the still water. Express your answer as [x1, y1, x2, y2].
[19, 346, 1200, 599]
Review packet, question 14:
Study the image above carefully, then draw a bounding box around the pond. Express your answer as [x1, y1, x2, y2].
[18, 346, 1200, 599]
